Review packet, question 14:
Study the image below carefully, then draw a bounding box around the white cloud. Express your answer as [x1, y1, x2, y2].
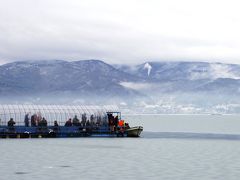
[210, 64, 240, 79]
[189, 63, 240, 80]
[120, 82, 153, 90]
[1, 0, 240, 64]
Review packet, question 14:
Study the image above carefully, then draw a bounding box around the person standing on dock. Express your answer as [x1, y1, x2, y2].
[53, 120, 59, 132]
[107, 113, 114, 133]
[8, 118, 15, 127]
[8, 118, 16, 131]
[65, 118, 72, 127]
[114, 116, 119, 131]
[31, 114, 37, 127]
[24, 114, 29, 127]
[36, 113, 42, 126]
[90, 114, 95, 126]
[73, 115, 80, 126]
[81, 113, 87, 127]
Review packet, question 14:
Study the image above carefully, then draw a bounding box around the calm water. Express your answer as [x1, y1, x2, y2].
[125, 114, 240, 134]
[1, 115, 240, 180]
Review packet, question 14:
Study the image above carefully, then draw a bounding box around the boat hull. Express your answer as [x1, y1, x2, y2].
[0, 126, 143, 138]
[126, 126, 143, 137]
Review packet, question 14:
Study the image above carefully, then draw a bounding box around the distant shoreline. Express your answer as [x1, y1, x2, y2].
[123, 113, 240, 116]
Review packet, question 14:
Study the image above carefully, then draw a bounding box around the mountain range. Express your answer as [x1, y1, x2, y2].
[0, 59, 240, 113]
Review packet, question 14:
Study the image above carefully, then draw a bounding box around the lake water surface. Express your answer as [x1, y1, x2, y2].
[1, 115, 240, 180]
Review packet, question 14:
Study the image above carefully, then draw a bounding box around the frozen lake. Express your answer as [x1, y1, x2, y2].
[1, 114, 240, 180]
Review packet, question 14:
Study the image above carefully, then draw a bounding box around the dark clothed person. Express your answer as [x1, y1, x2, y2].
[8, 118, 15, 127]
[114, 116, 119, 127]
[125, 123, 130, 129]
[107, 113, 114, 126]
[86, 120, 90, 126]
[31, 115, 36, 127]
[54, 120, 59, 127]
[90, 114, 94, 121]
[65, 119, 72, 127]
[73, 115, 80, 126]
[81, 113, 87, 126]
[24, 114, 29, 127]
[39, 118, 47, 127]
[54, 120, 59, 131]
[90, 114, 95, 125]
[107, 114, 114, 132]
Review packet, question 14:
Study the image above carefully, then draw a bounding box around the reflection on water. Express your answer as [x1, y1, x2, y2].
[1, 115, 240, 180]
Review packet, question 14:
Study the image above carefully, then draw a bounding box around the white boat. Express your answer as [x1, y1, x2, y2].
[126, 126, 143, 137]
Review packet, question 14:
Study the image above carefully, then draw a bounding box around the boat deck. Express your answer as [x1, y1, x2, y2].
[0, 125, 142, 138]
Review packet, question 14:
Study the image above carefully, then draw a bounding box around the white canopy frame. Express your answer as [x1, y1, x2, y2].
[0, 104, 119, 126]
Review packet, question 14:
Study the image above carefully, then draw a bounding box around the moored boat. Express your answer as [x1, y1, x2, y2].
[126, 126, 143, 137]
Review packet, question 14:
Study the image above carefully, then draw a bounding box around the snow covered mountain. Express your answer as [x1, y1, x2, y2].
[0, 60, 139, 98]
[0, 59, 240, 113]
[117, 61, 240, 94]
[1, 60, 240, 96]
[117, 61, 240, 81]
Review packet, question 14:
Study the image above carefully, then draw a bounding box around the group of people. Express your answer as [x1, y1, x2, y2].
[108, 113, 119, 131]
[24, 114, 48, 127]
[65, 114, 86, 127]
[23, 113, 108, 127]
[107, 113, 128, 133]
[6, 113, 128, 131]
[64, 114, 107, 127]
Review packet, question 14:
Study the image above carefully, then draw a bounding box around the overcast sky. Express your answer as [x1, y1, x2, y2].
[1, 0, 240, 64]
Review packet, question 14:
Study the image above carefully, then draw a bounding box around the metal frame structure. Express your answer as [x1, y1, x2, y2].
[0, 104, 119, 126]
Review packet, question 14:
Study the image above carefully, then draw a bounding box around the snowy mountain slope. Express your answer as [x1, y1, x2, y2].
[117, 61, 240, 81]
[0, 60, 140, 97]
[116, 61, 240, 94]
[0, 60, 240, 99]
[1, 60, 240, 113]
